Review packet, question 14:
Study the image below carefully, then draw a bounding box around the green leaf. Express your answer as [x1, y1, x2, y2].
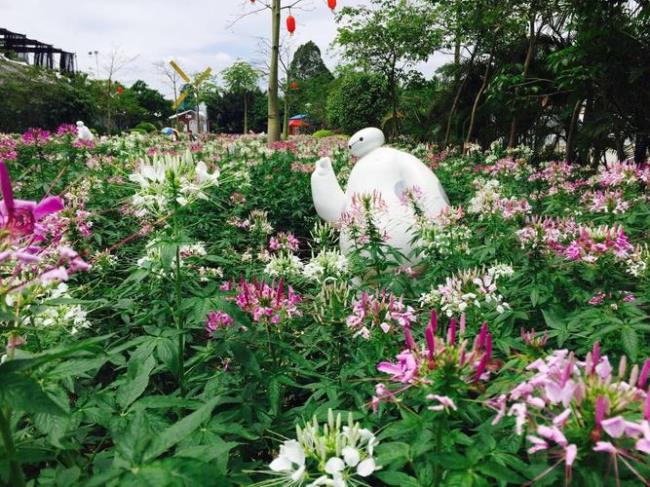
[143, 397, 220, 462]
[0, 373, 66, 415]
[476, 460, 526, 484]
[621, 327, 638, 362]
[116, 355, 156, 410]
[376, 471, 421, 487]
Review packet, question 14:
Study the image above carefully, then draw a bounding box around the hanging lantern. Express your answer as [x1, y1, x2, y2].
[328, 0, 337, 10]
[290, 81, 299, 90]
[116, 85, 124, 95]
[286, 14, 296, 35]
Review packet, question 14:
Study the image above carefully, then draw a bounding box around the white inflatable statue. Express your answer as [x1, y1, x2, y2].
[76, 121, 94, 142]
[311, 127, 449, 259]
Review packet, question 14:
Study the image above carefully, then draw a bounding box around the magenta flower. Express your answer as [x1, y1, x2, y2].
[231, 278, 301, 325]
[373, 313, 494, 411]
[205, 310, 234, 336]
[377, 350, 418, 384]
[345, 290, 416, 339]
[1, 162, 64, 238]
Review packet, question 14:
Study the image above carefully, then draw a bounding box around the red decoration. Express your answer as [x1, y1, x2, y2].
[290, 81, 299, 90]
[328, 0, 337, 10]
[286, 14, 296, 35]
[116, 85, 124, 95]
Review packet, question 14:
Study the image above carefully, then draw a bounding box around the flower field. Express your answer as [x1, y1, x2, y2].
[1, 128, 649, 486]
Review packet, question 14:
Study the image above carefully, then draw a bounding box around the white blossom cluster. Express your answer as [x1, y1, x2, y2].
[264, 409, 380, 486]
[137, 237, 207, 278]
[264, 254, 304, 278]
[18, 284, 92, 335]
[129, 151, 219, 217]
[303, 250, 349, 282]
[420, 264, 514, 317]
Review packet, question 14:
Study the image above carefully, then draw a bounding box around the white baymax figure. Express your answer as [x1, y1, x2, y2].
[76, 121, 94, 142]
[311, 127, 449, 259]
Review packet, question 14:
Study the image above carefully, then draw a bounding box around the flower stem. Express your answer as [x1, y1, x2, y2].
[175, 243, 186, 396]
[0, 408, 26, 487]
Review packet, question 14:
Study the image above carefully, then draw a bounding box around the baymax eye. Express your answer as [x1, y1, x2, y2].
[359, 137, 364, 142]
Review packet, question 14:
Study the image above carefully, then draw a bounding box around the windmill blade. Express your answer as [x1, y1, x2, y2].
[172, 91, 189, 110]
[194, 67, 213, 88]
[170, 60, 191, 83]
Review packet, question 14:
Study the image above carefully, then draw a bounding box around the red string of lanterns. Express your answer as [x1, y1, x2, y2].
[247, 1, 337, 35]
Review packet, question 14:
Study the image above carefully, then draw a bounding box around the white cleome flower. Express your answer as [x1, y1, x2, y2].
[269, 439, 306, 482]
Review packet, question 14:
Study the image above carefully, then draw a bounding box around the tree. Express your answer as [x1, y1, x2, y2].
[287, 41, 334, 130]
[288, 41, 331, 81]
[222, 61, 261, 133]
[335, 0, 441, 137]
[239, 0, 335, 144]
[326, 68, 390, 134]
[130, 80, 172, 126]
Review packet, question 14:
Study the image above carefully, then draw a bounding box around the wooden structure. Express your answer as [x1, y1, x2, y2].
[0, 28, 76, 73]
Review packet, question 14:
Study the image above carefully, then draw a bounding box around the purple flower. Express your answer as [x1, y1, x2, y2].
[377, 350, 418, 384]
[601, 416, 625, 438]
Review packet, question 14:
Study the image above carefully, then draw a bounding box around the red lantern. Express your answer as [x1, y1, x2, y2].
[116, 85, 124, 95]
[328, 0, 336, 10]
[290, 81, 298, 90]
[286, 14, 296, 35]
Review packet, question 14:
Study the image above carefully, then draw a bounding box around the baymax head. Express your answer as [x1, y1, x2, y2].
[348, 127, 385, 158]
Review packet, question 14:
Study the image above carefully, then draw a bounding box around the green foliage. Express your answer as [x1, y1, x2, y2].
[326, 68, 390, 134]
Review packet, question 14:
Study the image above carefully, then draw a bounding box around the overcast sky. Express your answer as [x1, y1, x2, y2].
[2, 0, 449, 97]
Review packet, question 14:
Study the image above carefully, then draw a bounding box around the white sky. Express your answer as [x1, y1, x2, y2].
[1, 0, 450, 97]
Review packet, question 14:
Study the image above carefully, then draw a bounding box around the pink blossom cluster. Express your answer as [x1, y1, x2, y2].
[581, 189, 631, 214]
[269, 232, 299, 253]
[372, 312, 494, 412]
[1, 162, 89, 294]
[205, 310, 234, 336]
[21, 128, 51, 146]
[592, 160, 650, 187]
[269, 140, 298, 154]
[55, 123, 77, 137]
[521, 328, 549, 348]
[489, 343, 650, 483]
[346, 290, 416, 339]
[232, 278, 301, 324]
[338, 191, 389, 246]
[563, 224, 634, 263]
[527, 161, 589, 196]
[517, 217, 636, 264]
[498, 197, 533, 219]
[484, 157, 530, 177]
[433, 205, 465, 227]
[0, 137, 18, 162]
[588, 291, 635, 306]
[73, 139, 95, 150]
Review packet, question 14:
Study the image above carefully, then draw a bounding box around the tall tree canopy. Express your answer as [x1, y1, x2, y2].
[221, 61, 261, 134]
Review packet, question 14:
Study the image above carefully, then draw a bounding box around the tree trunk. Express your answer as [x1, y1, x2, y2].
[465, 46, 495, 148]
[443, 47, 476, 148]
[267, 0, 281, 144]
[508, 16, 539, 148]
[283, 93, 289, 139]
[244, 94, 249, 134]
[566, 99, 583, 163]
[634, 132, 648, 163]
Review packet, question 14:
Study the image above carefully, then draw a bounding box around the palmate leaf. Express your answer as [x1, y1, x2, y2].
[142, 397, 221, 462]
[0, 373, 66, 415]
